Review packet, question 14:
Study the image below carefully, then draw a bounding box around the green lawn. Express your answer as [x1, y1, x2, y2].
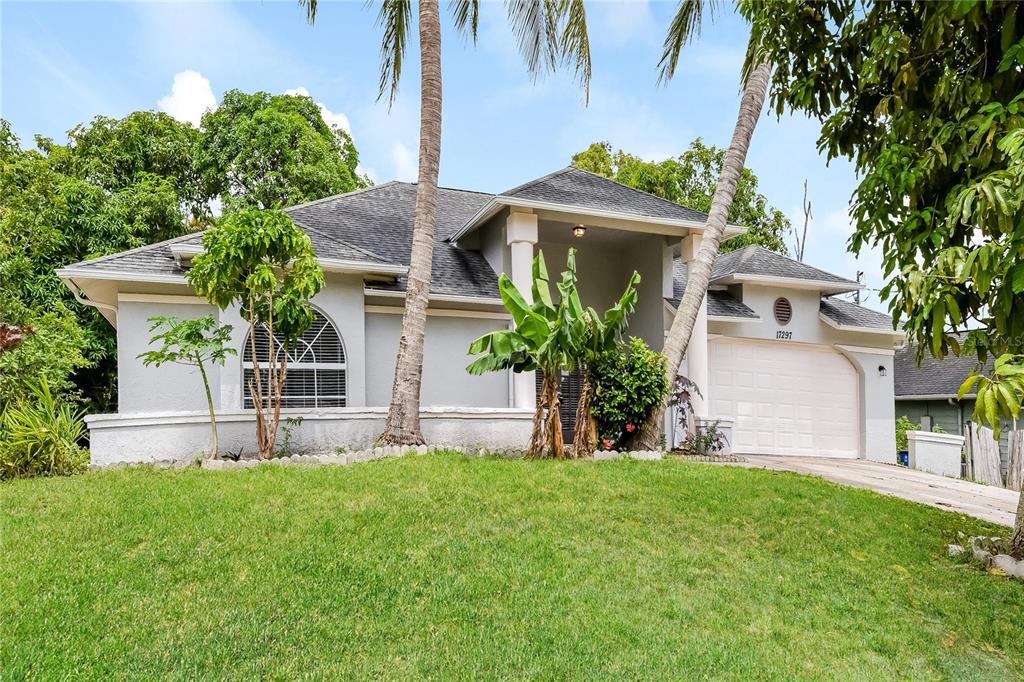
[3, 454, 1023, 680]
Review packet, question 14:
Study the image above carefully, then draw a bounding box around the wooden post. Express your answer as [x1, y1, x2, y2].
[1007, 430, 1024, 492]
[968, 422, 1003, 486]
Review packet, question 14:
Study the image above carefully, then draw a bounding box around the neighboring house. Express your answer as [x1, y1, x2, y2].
[894, 340, 1011, 473]
[58, 167, 903, 464]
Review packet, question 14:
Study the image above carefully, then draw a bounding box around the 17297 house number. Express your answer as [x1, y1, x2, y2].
[776, 330, 793, 340]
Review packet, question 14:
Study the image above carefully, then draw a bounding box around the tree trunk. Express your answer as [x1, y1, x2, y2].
[635, 61, 772, 450]
[380, 0, 442, 446]
[571, 374, 596, 458]
[546, 376, 565, 459]
[1012, 490, 1024, 559]
[527, 371, 551, 458]
[197, 358, 218, 459]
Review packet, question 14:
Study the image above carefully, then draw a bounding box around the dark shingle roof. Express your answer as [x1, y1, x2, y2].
[499, 167, 710, 224]
[710, 245, 858, 287]
[286, 183, 497, 298]
[64, 183, 500, 298]
[670, 260, 758, 319]
[820, 297, 893, 330]
[895, 337, 991, 398]
[64, 232, 202, 277]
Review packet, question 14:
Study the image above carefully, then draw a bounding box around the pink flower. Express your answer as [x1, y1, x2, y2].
[602, 439, 613, 450]
[625, 423, 636, 433]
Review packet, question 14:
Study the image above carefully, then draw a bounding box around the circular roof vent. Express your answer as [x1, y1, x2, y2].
[774, 297, 793, 326]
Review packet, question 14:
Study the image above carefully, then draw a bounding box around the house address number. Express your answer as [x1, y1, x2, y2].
[776, 330, 793, 340]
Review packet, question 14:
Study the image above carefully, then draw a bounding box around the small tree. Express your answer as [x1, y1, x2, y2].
[186, 208, 325, 459]
[137, 314, 235, 459]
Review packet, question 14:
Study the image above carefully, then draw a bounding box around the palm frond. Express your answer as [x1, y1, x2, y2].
[376, 0, 412, 106]
[297, 0, 318, 24]
[506, 0, 558, 80]
[450, 0, 480, 44]
[557, 0, 591, 103]
[657, 0, 718, 85]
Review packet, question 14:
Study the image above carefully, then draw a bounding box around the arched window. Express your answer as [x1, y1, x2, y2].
[242, 309, 346, 408]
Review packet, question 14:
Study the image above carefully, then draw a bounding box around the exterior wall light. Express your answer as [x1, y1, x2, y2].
[878, 365, 887, 377]
[572, 224, 587, 238]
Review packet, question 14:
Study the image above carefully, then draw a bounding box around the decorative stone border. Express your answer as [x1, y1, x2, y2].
[202, 444, 442, 470]
[592, 450, 665, 461]
[948, 536, 1024, 580]
[671, 453, 746, 463]
[88, 447, 672, 471]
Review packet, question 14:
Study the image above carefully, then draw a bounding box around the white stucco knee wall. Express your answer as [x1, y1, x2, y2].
[86, 408, 535, 465]
[907, 430, 965, 478]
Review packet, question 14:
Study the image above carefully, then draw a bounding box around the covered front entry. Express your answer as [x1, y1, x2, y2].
[709, 338, 860, 458]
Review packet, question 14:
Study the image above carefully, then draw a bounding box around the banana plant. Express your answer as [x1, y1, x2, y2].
[467, 250, 587, 458]
[571, 271, 641, 456]
[467, 248, 640, 459]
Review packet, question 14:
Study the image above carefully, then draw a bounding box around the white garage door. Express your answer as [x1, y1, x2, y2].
[709, 339, 859, 458]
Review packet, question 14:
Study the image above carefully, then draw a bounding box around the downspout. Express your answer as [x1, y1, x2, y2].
[949, 397, 963, 435]
[65, 277, 118, 317]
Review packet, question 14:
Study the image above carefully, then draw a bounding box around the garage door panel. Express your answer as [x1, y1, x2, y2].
[710, 339, 859, 458]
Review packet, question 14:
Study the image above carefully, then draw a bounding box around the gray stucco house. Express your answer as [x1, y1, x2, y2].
[895, 339, 1011, 471]
[58, 167, 903, 464]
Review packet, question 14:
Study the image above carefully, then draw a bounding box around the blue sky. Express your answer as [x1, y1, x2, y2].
[1, 0, 885, 309]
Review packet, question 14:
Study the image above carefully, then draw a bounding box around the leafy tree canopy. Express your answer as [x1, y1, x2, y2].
[197, 90, 369, 211]
[571, 139, 790, 254]
[0, 113, 203, 409]
[1, 89, 370, 410]
[743, 0, 1024, 431]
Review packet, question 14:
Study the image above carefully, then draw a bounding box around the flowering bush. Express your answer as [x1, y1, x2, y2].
[591, 337, 668, 450]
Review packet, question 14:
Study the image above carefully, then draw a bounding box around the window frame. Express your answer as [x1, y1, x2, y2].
[241, 307, 348, 409]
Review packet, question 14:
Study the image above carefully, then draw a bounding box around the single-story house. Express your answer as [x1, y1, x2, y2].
[894, 339, 1011, 473]
[58, 167, 903, 464]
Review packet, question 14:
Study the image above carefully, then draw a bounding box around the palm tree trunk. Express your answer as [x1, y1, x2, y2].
[636, 60, 773, 450]
[380, 0, 442, 446]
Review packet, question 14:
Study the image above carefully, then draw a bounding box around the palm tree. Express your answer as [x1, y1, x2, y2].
[635, 0, 773, 449]
[300, 0, 593, 445]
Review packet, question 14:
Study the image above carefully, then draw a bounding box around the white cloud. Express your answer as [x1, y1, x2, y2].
[157, 70, 216, 127]
[391, 142, 417, 181]
[284, 86, 351, 134]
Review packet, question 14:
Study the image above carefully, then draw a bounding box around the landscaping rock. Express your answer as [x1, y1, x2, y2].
[629, 450, 663, 461]
[947, 544, 965, 557]
[593, 450, 620, 460]
[992, 554, 1024, 579]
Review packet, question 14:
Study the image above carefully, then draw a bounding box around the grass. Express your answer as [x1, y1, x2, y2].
[3, 453, 1023, 680]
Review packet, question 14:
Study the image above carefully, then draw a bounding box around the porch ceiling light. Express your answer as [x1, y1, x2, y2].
[572, 224, 587, 238]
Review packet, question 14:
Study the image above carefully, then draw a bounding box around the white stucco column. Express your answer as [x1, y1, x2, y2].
[681, 233, 709, 417]
[507, 210, 538, 410]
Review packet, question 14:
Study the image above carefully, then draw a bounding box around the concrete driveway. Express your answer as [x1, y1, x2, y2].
[731, 456, 1020, 527]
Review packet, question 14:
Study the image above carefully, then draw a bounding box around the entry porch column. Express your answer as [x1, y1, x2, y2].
[681, 233, 709, 418]
[507, 209, 538, 410]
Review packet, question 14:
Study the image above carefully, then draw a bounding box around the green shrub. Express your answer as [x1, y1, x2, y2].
[591, 337, 668, 449]
[895, 415, 921, 451]
[0, 380, 88, 480]
[0, 303, 89, 409]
